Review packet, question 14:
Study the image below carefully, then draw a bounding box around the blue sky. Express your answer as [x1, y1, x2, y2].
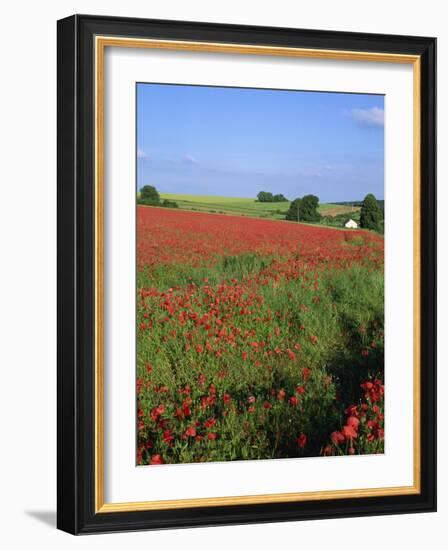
[137, 83, 384, 202]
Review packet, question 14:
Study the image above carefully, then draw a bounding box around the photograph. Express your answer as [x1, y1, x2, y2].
[135, 83, 385, 466]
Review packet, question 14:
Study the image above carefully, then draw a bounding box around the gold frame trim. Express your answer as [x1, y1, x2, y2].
[94, 36, 421, 513]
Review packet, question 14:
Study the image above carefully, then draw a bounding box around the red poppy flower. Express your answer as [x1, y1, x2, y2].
[184, 426, 197, 438]
[162, 430, 174, 444]
[342, 425, 358, 439]
[150, 454, 164, 465]
[204, 418, 216, 429]
[289, 396, 299, 406]
[302, 367, 311, 380]
[297, 434, 307, 448]
[331, 431, 345, 445]
[347, 416, 360, 430]
[150, 404, 165, 421]
[322, 445, 334, 456]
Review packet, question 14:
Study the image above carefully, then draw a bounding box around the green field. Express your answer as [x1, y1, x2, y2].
[159, 193, 360, 220]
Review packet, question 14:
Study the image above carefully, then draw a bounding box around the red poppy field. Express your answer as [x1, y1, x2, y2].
[136, 206, 384, 465]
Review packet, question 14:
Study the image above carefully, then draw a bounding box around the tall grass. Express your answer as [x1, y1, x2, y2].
[137, 246, 384, 464]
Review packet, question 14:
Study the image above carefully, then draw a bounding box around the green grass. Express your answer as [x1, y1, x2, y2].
[137, 245, 384, 464]
[159, 193, 357, 221]
[159, 193, 288, 219]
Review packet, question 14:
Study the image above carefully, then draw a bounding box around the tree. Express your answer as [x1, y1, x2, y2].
[272, 193, 288, 202]
[139, 185, 160, 205]
[285, 194, 321, 223]
[257, 191, 274, 202]
[285, 198, 302, 221]
[300, 194, 321, 222]
[360, 193, 382, 230]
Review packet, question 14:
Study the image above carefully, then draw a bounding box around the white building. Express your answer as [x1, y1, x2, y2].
[344, 219, 358, 229]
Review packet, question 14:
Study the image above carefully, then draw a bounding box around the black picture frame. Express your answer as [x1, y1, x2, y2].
[57, 14, 436, 534]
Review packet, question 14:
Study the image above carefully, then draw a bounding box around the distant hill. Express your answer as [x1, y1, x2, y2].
[332, 200, 385, 212]
[158, 193, 360, 221]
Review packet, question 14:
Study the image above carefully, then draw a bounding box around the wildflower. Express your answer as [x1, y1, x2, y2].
[162, 430, 174, 445]
[277, 388, 286, 401]
[342, 425, 358, 439]
[150, 404, 165, 421]
[347, 416, 360, 430]
[331, 431, 345, 445]
[302, 367, 311, 380]
[183, 426, 197, 438]
[204, 418, 216, 429]
[323, 445, 334, 456]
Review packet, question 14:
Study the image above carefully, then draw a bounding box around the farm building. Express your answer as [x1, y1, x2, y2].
[344, 219, 358, 229]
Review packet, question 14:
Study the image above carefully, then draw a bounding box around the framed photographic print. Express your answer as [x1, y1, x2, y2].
[57, 14, 436, 534]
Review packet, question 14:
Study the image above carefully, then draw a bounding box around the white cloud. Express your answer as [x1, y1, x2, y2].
[182, 153, 199, 165]
[351, 107, 384, 127]
[137, 148, 148, 159]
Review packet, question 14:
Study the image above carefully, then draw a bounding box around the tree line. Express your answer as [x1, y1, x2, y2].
[286, 192, 383, 231]
[137, 185, 179, 208]
[139, 184, 383, 232]
[257, 189, 383, 231]
[257, 191, 288, 203]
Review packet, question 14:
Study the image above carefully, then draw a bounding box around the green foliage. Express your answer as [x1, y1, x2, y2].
[257, 191, 288, 203]
[285, 198, 302, 221]
[257, 191, 274, 202]
[301, 194, 321, 222]
[162, 199, 179, 208]
[320, 211, 361, 228]
[286, 194, 321, 222]
[138, 186, 179, 209]
[137, 257, 384, 463]
[272, 193, 288, 202]
[360, 193, 382, 230]
[139, 185, 160, 205]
